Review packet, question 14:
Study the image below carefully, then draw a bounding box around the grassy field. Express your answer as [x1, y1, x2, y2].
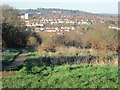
[1, 48, 119, 88]
[1, 64, 118, 88]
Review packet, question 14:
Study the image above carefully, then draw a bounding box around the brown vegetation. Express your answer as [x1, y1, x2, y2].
[39, 26, 118, 53]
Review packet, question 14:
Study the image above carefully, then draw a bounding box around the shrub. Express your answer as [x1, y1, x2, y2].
[27, 36, 37, 47]
[39, 38, 57, 52]
[99, 54, 108, 62]
[55, 46, 80, 56]
[84, 26, 118, 51]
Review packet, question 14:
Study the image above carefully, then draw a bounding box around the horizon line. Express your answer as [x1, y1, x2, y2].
[16, 7, 118, 14]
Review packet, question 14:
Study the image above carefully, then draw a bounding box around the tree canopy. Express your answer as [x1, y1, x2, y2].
[1, 5, 41, 49]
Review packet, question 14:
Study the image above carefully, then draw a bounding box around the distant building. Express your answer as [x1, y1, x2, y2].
[20, 13, 29, 19]
[20, 14, 25, 19]
[52, 11, 62, 13]
[109, 26, 120, 30]
[25, 13, 28, 19]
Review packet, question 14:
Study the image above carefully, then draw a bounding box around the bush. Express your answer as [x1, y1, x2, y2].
[27, 36, 37, 47]
[56, 46, 80, 56]
[83, 26, 118, 51]
[39, 38, 57, 52]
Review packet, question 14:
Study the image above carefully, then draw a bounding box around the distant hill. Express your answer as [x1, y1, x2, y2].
[96, 13, 118, 17]
[18, 8, 116, 18]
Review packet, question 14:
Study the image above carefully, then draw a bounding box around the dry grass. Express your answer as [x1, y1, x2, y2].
[92, 53, 118, 66]
[55, 46, 80, 56]
[37, 45, 118, 66]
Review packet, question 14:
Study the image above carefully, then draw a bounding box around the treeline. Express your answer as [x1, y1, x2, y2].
[1, 5, 41, 49]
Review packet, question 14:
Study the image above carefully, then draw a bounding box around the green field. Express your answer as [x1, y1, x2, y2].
[2, 64, 118, 88]
[1, 48, 119, 88]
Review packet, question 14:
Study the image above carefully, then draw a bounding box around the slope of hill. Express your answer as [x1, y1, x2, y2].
[18, 8, 115, 18]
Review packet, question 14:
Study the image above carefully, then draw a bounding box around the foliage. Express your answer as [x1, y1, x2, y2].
[1, 65, 119, 88]
[55, 46, 80, 56]
[39, 38, 58, 52]
[2, 22, 30, 48]
[82, 25, 118, 51]
[27, 36, 37, 47]
[1, 5, 42, 49]
[60, 32, 82, 48]
[1, 5, 29, 48]
[1, 5, 24, 26]
[25, 49, 118, 67]
[39, 31, 83, 52]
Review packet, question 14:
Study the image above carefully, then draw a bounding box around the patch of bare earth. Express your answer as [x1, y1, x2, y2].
[0, 72, 16, 77]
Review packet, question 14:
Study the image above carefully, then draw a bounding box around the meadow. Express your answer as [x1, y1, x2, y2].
[1, 48, 119, 88]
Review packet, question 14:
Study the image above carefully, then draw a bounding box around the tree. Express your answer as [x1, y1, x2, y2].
[1, 5, 39, 49]
[1, 5, 24, 26]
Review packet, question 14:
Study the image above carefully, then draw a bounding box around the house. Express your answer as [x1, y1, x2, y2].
[57, 32, 64, 35]
[26, 23, 32, 27]
[64, 29, 70, 32]
[77, 22, 82, 24]
[109, 26, 120, 30]
[81, 21, 89, 25]
[45, 29, 57, 32]
[55, 27, 59, 30]
[36, 23, 44, 27]
[20, 15, 25, 19]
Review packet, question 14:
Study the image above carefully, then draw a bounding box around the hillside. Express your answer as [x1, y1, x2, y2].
[18, 8, 115, 18]
[1, 5, 119, 89]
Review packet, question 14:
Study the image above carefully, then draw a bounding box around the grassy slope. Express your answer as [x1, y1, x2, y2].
[2, 64, 118, 88]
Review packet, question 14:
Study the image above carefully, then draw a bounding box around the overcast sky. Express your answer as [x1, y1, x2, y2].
[1, 0, 119, 14]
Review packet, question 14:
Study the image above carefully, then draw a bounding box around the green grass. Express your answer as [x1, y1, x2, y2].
[1, 49, 21, 66]
[25, 47, 37, 52]
[1, 64, 119, 88]
[1, 48, 119, 88]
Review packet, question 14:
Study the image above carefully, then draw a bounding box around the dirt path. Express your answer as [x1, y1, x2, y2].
[2, 49, 28, 71]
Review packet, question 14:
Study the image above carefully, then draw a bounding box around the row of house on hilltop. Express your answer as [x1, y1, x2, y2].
[25, 17, 105, 27]
[25, 20, 92, 27]
[35, 26, 75, 32]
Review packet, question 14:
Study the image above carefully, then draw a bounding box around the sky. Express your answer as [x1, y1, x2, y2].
[0, 0, 119, 14]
